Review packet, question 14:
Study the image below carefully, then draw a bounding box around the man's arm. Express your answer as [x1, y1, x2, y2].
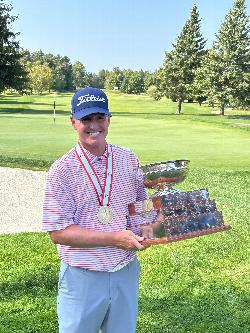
[50, 225, 146, 250]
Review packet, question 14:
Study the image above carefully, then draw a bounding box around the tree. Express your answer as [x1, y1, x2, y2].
[195, 0, 250, 115]
[31, 49, 45, 64]
[146, 85, 162, 100]
[144, 71, 159, 91]
[86, 70, 109, 89]
[120, 70, 144, 94]
[28, 61, 53, 94]
[192, 49, 209, 106]
[119, 70, 132, 93]
[72, 61, 87, 89]
[54, 56, 73, 91]
[159, 5, 206, 113]
[0, 0, 27, 92]
[96, 69, 109, 89]
[105, 67, 124, 90]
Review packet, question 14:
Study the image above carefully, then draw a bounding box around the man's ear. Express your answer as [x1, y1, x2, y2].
[70, 116, 77, 129]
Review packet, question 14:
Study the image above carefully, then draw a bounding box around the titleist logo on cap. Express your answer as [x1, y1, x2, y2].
[77, 94, 106, 107]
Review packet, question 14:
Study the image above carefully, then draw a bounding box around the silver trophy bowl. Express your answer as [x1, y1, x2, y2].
[142, 159, 190, 189]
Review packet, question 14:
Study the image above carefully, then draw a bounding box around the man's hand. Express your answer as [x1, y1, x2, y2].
[141, 224, 154, 239]
[111, 230, 146, 250]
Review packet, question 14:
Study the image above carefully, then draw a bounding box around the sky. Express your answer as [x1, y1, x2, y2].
[10, 0, 250, 73]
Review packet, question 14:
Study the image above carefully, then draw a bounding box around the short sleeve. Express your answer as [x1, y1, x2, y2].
[42, 164, 76, 232]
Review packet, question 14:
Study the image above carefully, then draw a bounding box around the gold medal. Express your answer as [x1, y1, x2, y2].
[97, 206, 113, 224]
[76, 143, 114, 224]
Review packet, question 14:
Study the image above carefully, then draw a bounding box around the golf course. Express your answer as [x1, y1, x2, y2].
[0, 91, 249, 332]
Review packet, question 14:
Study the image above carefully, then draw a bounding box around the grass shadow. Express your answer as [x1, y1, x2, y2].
[227, 115, 250, 120]
[0, 108, 67, 115]
[1, 265, 58, 301]
[111, 111, 216, 117]
[0, 100, 64, 107]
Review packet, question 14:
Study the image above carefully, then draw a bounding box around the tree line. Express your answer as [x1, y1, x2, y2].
[0, 0, 249, 114]
[19, 50, 158, 96]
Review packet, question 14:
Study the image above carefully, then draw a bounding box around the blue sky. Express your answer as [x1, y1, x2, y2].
[11, 0, 250, 73]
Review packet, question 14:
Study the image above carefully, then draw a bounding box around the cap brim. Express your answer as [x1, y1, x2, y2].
[72, 107, 112, 120]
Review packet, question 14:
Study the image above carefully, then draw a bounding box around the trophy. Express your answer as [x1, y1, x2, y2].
[128, 160, 231, 246]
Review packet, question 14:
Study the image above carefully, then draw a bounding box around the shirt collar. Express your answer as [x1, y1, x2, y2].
[80, 144, 108, 163]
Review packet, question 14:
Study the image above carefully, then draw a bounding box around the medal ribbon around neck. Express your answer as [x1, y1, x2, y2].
[75, 142, 113, 208]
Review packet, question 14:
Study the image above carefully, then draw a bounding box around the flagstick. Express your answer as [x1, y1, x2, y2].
[53, 92, 56, 124]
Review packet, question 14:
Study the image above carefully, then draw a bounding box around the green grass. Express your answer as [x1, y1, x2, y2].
[0, 91, 249, 332]
[138, 169, 250, 333]
[0, 91, 249, 170]
[1, 170, 249, 333]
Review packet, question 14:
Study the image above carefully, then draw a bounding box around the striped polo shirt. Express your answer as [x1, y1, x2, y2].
[42, 143, 150, 271]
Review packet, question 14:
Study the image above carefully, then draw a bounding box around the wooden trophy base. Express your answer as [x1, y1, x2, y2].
[141, 224, 231, 247]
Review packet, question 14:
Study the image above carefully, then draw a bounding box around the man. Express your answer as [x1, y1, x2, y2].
[42, 87, 156, 333]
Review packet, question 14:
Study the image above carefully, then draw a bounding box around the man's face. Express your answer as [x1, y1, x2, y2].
[71, 113, 110, 152]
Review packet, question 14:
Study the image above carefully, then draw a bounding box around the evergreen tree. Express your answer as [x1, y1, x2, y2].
[196, 0, 250, 114]
[159, 5, 206, 113]
[0, 0, 27, 92]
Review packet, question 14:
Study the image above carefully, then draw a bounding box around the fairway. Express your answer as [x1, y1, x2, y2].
[0, 92, 249, 171]
[0, 91, 249, 333]
[111, 117, 250, 169]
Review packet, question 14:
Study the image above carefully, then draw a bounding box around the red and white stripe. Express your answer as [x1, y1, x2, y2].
[42, 144, 148, 271]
